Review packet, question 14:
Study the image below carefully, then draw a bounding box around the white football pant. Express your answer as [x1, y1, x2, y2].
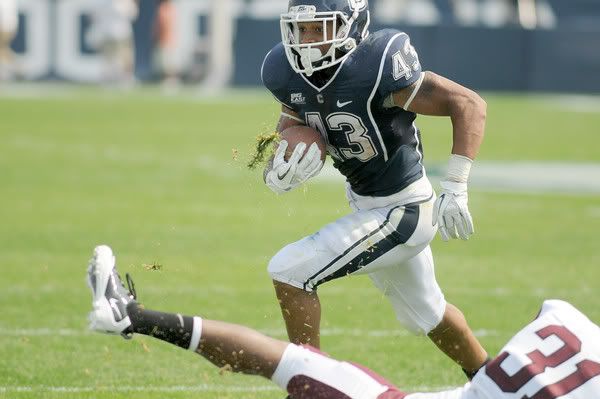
[268, 178, 446, 335]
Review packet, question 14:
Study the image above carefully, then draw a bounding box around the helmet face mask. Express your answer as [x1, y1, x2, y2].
[280, 1, 370, 76]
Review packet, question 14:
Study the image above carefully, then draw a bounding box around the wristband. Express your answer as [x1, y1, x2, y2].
[446, 154, 473, 183]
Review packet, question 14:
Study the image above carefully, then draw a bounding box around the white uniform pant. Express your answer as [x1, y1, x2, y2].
[268, 191, 446, 335]
[272, 344, 471, 399]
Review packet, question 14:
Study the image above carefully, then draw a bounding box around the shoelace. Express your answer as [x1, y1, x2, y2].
[118, 273, 137, 340]
[126, 273, 137, 300]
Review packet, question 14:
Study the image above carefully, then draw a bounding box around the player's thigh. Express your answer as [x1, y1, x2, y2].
[351, 195, 437, 275]
[272, 344, 391, 398]
[368, 246, 446, 335]
[267, 200, 435, 291]
[268, 209, 390, 291]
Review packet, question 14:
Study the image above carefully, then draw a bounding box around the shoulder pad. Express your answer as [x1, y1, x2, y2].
[369, 29, 422, 100]
[261, 43, 294, 93]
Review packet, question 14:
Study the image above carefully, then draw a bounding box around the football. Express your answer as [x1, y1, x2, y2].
[280, 125, 327, 162]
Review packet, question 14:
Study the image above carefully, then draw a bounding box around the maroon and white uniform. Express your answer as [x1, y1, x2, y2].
[272, 300, 600, 399]
[272, 344, 411, 398]
[471, 299, 600, 399]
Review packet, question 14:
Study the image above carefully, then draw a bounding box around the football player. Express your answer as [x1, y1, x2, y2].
[260, 0, 488, 378]
[87, 245, 600, 399]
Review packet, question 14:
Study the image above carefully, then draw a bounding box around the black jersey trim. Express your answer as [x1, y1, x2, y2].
[411, 122, 425, 172]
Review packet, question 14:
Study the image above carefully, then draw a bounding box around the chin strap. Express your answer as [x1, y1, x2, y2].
[125, 273, 137, 300]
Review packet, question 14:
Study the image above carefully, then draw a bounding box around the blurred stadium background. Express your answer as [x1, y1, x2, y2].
[0, 1, 599, 398]
[1, 0, 600, 91]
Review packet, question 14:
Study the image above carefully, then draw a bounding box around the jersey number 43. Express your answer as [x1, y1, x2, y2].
[306, 112, 379, 162]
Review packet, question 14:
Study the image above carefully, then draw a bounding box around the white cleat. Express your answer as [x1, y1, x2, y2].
[87, 245, 135, 338]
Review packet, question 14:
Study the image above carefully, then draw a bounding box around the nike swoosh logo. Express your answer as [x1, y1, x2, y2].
[277, 169, 290, 180]
[337, 100, 353, 108]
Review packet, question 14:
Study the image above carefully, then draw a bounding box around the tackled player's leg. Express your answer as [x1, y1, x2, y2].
[87, 244, 286, 377]
[85, 245, 416, 398]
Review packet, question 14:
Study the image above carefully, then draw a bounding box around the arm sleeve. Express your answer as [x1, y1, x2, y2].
[377, 32, 423, 99]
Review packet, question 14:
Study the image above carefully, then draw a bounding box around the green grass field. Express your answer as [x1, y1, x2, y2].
[1, 87, 599, 398]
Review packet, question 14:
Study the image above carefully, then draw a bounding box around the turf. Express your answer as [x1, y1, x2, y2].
[0, 87, 599, 398]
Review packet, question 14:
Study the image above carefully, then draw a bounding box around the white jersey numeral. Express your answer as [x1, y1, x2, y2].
[392, 37, 421, 81]
[305, 112, 342, 161]
[327, 113, 377, 162]
[306, 112, 378, 162]
[485, 325, 600, 399]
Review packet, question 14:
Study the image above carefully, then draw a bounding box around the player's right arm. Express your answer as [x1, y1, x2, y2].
[261, 105, 304, 183]
[277, 105, 304, 133]
[263, 106, 322, 194]
[260, 46, 322, 194]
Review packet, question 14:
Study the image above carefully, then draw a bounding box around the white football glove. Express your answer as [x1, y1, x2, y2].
[265, 140, 323, 194]
[433, 180, 474, 241]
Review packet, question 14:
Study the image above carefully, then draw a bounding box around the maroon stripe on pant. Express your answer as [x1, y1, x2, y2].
[287, 375, 353, 398]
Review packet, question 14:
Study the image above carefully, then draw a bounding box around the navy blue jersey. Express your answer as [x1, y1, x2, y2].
[262, 29, 425, 197]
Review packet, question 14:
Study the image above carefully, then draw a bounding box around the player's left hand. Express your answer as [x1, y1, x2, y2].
[433, 180, 474, 241]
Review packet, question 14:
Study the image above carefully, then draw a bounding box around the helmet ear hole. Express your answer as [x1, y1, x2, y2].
[343, 38, 356, 52]
[335, 15, 344, 34]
